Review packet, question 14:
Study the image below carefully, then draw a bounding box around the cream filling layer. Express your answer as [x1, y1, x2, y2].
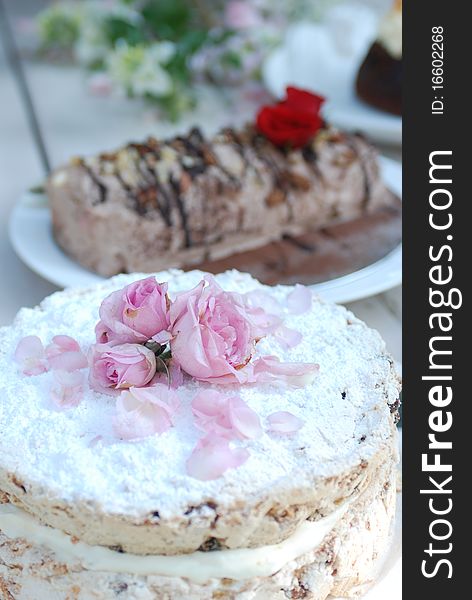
[0, 500, 352, 584]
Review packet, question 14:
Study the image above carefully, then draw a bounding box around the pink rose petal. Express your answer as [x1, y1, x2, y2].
[152, 330, 172, 344]
[287, 285, 312, 315]
[267, 411, 304, 434]
[45, 335, 81, 358]
[186, 434, 249, 481]
[48, 350, 88, 372]
[245, 306, 283, 338]
[150, 361, 184, 389]
[203, 355, 319, 387]
[192, 391, 235, 438]
[251, 355, 319, 387]
[50, 370, 84, 409]
[227, 396, 263, 440]
[243, 290, 283, 339]
[192, 391, 262, 440]
[113, 385, 180, 441]
[45, 336, 88, 372]
[243, 289, 303, 346]
[274, 326, 303, 349]
[244, 289, 282, 316]
[14, 336, 48, 376]
[14, 336, 43, 362]
[168, 362, 184, 388]
[95, 321, 110, 344]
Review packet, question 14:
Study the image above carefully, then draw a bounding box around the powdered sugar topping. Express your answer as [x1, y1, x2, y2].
[0, 269, 400, 519]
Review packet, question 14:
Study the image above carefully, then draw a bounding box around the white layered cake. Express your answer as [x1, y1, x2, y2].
[0, 270, 400, 599]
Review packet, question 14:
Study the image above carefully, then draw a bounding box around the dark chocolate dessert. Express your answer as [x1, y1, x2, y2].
[356, 0, 402, 115]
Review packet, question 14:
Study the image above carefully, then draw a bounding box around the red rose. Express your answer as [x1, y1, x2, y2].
[283, 86, 325, 115]
[256, 86, 325, 149]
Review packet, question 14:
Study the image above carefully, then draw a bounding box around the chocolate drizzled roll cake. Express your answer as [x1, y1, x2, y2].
[47, 125, 396, 277]
[0, 269, 400, 599]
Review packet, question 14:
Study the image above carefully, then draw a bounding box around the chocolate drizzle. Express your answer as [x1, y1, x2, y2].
[80, 160, 107, 204]
[302, 144, 322, 177]
[114, 171, 136, 206]
[131, 142, 173, 226]
[251, 132, 293, 218]
[347, 137, 371, 210]
[179, 127, 241, 188]
[170, 176, 192, 248]
[173, 129, 208, 179]
[220, 128, 250, 178]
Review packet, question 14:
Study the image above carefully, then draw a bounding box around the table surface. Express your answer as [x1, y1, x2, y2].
[0, 20, 402, 365]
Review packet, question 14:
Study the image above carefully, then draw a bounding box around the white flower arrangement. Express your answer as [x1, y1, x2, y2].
[37, 0, 338, 120]
[108, 41, 175, 99]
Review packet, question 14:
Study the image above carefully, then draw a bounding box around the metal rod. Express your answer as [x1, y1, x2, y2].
[0, 0, 52, 175]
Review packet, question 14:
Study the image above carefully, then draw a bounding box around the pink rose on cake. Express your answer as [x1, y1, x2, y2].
[169, 276, 319, 386]
[169, 277, 256, 383]
[95, 277, 171, 345]
[89, 343, 156, 394]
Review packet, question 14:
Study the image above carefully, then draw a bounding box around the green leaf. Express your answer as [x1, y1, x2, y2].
[220, 50, 243, 69]
[104, 17, 148, 46]
[38, 7, 80, 50]
[208, 28, 237, 46]
[164, 30, 207, 86]
[146, 86, 196, 122]
[28, 184, 46, 194]
[88, 58, 107, 72]
[140, 0, 194, 41]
